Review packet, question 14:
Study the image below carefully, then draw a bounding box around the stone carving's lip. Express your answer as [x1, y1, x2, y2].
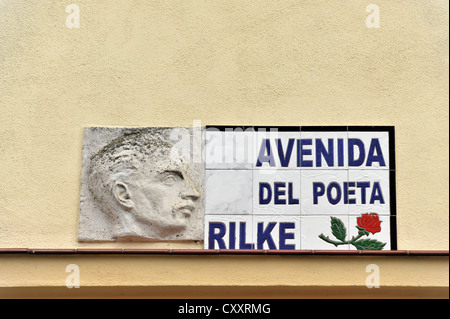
[173, 203, 196, 218]
[178, 205, 195, 210]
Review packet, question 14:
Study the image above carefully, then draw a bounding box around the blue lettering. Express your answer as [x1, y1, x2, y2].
[254, 137, 387, 169]
[316, 139, 334, 167]
[327, 182, 342, 205]
[257, 222, 277, 249]
[288, 182, 299, 205]
[274, 182, 286, 205]
[279, 223, 295, 250]
[344, 182, 356, 204]
[348, 139, 365, 167]
[313, 182, 326, 204]
[209, 222, 226, 249]
[366, 139, 386, 167]
[299, 139, 313, 167]
[229, 222, 236, 249]
[239, 222, 253, 249]
[370, 182, 385, 204]
[357, 182, 370, 204]
[277, 138, 295, 167]
[256, 139, 275, 167]
[338, 138, 344, 167]
[313, 181, 386, 205]
[259, 182, 272, 205]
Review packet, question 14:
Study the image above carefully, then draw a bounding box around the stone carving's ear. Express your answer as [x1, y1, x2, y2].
[113, 182, 134, 209]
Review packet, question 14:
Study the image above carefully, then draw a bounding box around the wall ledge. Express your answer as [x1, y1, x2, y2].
[1, 286, 448, 299]
[0, 248, 448, 256]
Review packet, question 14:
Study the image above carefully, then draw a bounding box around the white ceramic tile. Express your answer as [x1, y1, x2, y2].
[299, 131, 349, 169]
[300, 215, 350, 250]
[205, 130, 254, 169]
[253, 131, 301, 169]
[253, 215, 301, 250]
[253, 169, 301, 215]
[348, 132, 390, 169]
[205, 170, 253, 215]
[348, 170, 390, 216]
[348, 214, 391, 250]
[300, 170, 349, 215]
[204, 215, 254, 249]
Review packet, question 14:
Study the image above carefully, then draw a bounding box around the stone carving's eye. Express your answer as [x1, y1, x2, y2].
[162, 175, 177, 186]
[161, 170, 184, 186]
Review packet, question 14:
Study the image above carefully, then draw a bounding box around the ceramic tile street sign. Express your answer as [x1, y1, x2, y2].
[79, 126, 396, 250]
[204, 126, 396, 250]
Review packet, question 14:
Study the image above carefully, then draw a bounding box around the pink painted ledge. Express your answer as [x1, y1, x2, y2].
[0, 248, 448, 256]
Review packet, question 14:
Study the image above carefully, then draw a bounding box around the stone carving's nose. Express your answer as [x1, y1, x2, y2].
[181, 180, 200, 201]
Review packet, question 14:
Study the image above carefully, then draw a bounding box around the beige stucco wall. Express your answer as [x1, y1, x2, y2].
[0, 254, 448, 299]
[0, 0, 448, 296]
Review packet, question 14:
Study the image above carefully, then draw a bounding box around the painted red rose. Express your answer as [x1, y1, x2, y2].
[357, 213, 382, 235]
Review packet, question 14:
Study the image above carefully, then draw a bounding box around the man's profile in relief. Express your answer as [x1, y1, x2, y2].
[79, 127, 203, 242]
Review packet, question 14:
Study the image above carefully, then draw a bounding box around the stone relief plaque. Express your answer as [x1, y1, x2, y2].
[78, 127, 204, 241]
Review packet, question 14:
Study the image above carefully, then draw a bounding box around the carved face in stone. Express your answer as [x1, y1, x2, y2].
[117, 163, 201, 239]
[87, 129, 203, 241]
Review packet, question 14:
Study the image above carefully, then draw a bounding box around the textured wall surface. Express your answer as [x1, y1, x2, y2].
[0, 255, 448, 291]
[0, 0, 448, 252]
